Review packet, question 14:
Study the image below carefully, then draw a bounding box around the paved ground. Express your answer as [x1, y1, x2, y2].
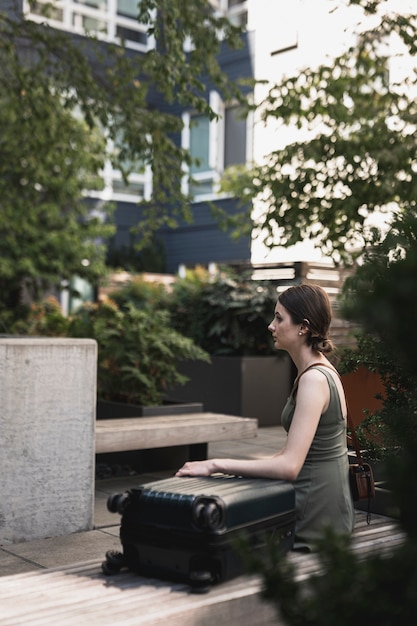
[0, 426, 287, 578]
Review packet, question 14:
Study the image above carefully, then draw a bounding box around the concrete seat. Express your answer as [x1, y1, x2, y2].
[95, 412, 258, 459]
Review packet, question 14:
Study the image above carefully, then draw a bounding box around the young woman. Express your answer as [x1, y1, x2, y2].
[175, 284, 355, 550]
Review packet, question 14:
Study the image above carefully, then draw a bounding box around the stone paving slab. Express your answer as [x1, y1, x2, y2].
[0, 529, 121, 575]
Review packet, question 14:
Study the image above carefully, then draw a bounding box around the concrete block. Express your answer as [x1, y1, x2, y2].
[0, 337, 97, 543]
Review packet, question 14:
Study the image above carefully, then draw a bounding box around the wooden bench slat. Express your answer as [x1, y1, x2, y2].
[95, 413, 258, 454]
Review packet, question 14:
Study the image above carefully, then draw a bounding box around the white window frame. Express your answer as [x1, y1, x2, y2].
[209, 0, 248, 28]
[23, 0, 154, 52]
[182, 90, 252, 202]
[87, 158, 152, 203]
[60, 97, 153, 204]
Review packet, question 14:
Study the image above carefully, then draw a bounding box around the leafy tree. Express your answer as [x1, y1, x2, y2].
[0, 77, 114, 322]
[219, 0, 417, 263]
[339, 211, 417, 540]
[335, 208, 417, 461]
[0, 0, 246, 322]
[341, 207, 417, 374]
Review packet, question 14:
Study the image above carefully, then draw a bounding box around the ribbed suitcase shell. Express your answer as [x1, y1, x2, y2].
[108, 475, 295, 588]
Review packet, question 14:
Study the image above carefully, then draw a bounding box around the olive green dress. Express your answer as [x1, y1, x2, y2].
[281, 366, 355, 551]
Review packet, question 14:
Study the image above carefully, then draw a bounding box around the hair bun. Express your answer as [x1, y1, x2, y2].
[313, 337, 334, 354]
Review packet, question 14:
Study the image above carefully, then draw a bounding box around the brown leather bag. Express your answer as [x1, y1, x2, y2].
[348, 461, 375, 501]
[347, 412, 376, 507]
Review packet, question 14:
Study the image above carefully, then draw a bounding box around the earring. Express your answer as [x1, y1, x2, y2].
[298, 331, 303, 336]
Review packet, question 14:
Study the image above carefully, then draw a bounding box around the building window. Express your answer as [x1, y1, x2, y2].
[225, 0, 247, 28]
[183, 92, 252, 200]
[224, 104, 247, 168]
[107, 131, 152, 201]
[24, 0, 149, 51]
[210, 0, 248, 28]
[188, 113, 214, 197]
[87, 156, 152, 203]
[190, 115, 211, 175]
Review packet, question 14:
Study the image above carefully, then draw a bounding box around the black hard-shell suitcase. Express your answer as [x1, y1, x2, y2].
[102, 475, 296, 591]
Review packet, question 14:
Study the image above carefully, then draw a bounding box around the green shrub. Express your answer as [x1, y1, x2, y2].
[106, 275, 168, 312]
[166, 266, 279, 356]
[240, 529, 417, 626]
[338, 333, 416, 462]
[10, 296, 69, 337]
[68, 299, 210, 406]
[99, 267, 279, 357]
[163, 265, 209, 349]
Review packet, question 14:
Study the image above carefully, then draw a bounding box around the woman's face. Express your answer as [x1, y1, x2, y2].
[268, 300, 300, 351]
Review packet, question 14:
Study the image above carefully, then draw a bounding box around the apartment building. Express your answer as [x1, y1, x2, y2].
[3, 0, 414, 276]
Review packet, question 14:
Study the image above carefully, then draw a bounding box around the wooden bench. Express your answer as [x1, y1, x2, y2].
[95, 412, 258, 460]
[0, 512, 404, 626]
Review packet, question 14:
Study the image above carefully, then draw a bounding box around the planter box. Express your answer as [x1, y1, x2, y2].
[96, 400, 203, 419]
[354, 481, 399, 519]
[341, 367, 385, 429]
[167, 354, 294, 427]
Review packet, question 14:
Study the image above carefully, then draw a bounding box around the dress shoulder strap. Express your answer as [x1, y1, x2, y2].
[293, 361, 340, 390]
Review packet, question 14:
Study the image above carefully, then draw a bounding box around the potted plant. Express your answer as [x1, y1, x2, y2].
[67, 295, 210, 416]
[69, 282, 210, 474]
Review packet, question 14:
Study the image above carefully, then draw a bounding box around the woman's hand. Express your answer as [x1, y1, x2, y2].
[175, 459, 216, 477]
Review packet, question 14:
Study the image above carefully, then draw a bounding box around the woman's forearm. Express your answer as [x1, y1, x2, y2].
[175, 454, 298, 481]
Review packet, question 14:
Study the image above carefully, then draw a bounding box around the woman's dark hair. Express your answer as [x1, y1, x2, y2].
[278, 284, 334, 354]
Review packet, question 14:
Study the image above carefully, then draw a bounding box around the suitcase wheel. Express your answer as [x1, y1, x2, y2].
[107, 492, 130, 514]
[193, 500, 223, 530]
[189, 570, 213, 594]
[101, 550, 126, 576]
